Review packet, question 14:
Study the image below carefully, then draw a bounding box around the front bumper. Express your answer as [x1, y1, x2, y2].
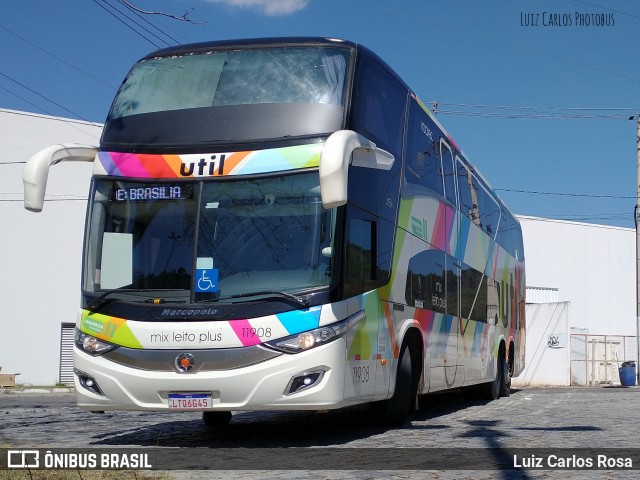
[74, 338, 350, 411]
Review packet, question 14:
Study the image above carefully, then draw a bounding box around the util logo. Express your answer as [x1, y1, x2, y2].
[179, 155, 226, 177]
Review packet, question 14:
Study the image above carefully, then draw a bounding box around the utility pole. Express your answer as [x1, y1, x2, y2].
[636, 114, 640, 385]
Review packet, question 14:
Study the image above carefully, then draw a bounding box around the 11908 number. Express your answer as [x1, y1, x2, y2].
[352, 365, 370, 384]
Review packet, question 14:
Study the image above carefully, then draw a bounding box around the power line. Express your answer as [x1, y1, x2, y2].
[0, 83, 49, 115]
[438, 102, 639, 112]
[117, 0, 182, 44]
[553, 213, 631, 219]
[496, 188, 635, 199]
[89, 0, 164, 49]
[348, 0, 640, 86]
[521, 213, 633, 223]
[103, 0, 175, 47]
[0, 71, 91, 122]
[0, 22, 117, 90]
[571, 0, 640, 21]
[0, 87, 101, 140]
[0, 1, 175, 127]
[0, 108, 101, 126]
[435, 101, 639, 120]
[438, 110, 633, 120]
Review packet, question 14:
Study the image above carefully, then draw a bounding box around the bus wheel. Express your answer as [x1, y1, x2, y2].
[500, 357, 511, 398]
[371, 345, 413, 427]
[480, 359, 501, 401]
[202, 411, 232, 427]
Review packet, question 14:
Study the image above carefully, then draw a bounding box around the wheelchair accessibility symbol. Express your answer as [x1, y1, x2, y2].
[196, 268, 218, 293]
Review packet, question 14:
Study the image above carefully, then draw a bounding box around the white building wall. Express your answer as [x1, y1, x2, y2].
[512, 302, 570, 387]
[0, 109, 101, 385]
[519, 215, 635, 336]
[516, 216, 636, 386]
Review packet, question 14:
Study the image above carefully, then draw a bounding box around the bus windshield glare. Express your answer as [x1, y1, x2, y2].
[84, 172, 333, 304]
[102, 46, 351, 147]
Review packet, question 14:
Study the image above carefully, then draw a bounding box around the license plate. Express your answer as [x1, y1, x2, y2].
[168, 393, 212, 410]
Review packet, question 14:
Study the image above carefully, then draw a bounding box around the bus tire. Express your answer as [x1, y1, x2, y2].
[500, 357, 511, 398]
[202, 411, 232, 427]
[480, 359, 501, 401]
[372, 345, 413, 427]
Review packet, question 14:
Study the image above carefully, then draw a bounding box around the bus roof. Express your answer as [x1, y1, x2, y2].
[143, 37, 359, 59]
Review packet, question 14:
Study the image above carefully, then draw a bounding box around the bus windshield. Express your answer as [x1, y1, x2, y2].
[83, 172, 333, 305]
[102, 46, 352, 148]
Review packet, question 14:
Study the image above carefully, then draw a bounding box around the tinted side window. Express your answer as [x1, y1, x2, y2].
[461, 263, 487, 322]
[478, 187, 500, 237]
[405, 245, 446, 313]
[346, 218, 375, 284]
[446, 255, 459, 317]
[344, 205, 394, 297]
[496, 209, 524, 260]
[348, 54, 406, 222]
[496, 208, 513, 254]
[350, 54, 406, 159]
[404, 100, 444, 197]
[457, 162, 474, 221]
[513, 221, 525, 261]
[441, 143, 457, 206]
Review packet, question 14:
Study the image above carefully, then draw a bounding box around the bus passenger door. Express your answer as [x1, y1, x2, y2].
[441, 140, 461, 387]
[344, 293, 380, 401]
[343, 216, 381, 401]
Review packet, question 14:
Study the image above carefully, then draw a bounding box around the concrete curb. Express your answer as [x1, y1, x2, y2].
[0, 386, 75, 394]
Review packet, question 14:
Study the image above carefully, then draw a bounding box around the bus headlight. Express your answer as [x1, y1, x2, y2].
[75, 328, 118, 356]
[266, 310, 364, 354]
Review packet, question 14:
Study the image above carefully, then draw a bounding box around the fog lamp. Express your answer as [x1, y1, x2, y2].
[285, 370, 325, 395]
[74, 369, 104, 396]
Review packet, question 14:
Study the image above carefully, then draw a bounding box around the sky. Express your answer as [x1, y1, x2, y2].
[1, 0, 640, 228]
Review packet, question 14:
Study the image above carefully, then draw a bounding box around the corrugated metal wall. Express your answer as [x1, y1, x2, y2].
[59, 323, 75, 386]
[526, 286, 559, 304]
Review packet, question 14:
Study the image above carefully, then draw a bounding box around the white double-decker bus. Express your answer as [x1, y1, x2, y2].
[24, 37, 525, 427]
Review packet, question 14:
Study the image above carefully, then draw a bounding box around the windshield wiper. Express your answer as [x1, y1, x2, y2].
[201, 290, 310, 308]
[87, 285, 134, 314]
[231, 291, 310, 308]
[87, 286, 187, 314]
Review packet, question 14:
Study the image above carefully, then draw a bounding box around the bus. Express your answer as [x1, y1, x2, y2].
[23, 37, 525, 427]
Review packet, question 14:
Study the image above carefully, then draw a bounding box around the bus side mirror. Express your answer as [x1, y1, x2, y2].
[23, 144, 98, 212]
[319, 130, 394, 209]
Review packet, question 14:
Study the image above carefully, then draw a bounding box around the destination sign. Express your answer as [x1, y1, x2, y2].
[113, 184, 192, 202]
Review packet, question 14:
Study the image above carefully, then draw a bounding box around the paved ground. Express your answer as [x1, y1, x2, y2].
[2, 386, 640, 479]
